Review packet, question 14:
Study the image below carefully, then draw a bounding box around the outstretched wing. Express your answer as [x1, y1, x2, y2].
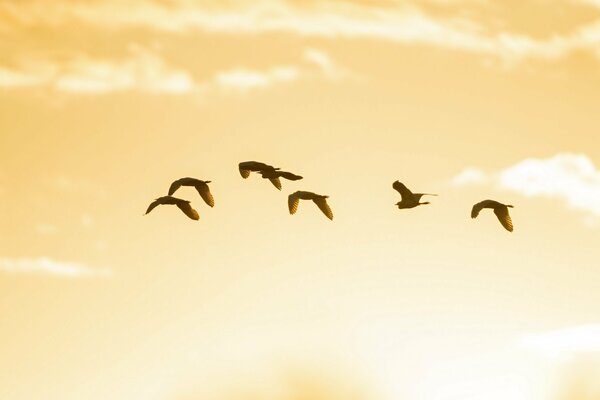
[392, 181, 413, 200]
[145, 199, 162, 215]
[195, 183, 215, 207]
[288, 193, 300, 215]
[494, 206, 513, 232]
[278, 171, 303, 181]
[168, 179, 183, 196]
[313, 198, 333, 220]
[269, 177, 282, 190]
[176, 201, 200, 220]
[471, 202, 484, 219]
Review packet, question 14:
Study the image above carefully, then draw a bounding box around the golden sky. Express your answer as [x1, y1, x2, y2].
[1, 1, 600, 399]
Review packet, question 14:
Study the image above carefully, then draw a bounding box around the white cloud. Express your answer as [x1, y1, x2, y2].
[0, 49, 196, 94]
[4, 1, 600, 63]
[451, 153, 600, 217]
[518, 324, 600, 361]
[0, 257, 111, 278]
[450, 167, 488, 186]
[215, 66, 300, 91]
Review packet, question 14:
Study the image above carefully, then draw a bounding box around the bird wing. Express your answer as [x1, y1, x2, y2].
[313, 198, 333, 220]
[288, 194, 300, 215]
[392, 181, 413, 200]
[168, 179, 183, 196]
[269, 177, 282, 190]
[176, 201, 200, 220]
[471, 202, 484, 218]
[145, 199, 162, 215]
[195, 183, 215, 207]
[278, 171, 303, 181]
[494, 206, 513, 232]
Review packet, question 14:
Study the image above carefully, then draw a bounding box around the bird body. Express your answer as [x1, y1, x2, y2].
[239, 160, 301, 190]
[471, 199, 514, 232]
[238, 161, 279, 179]
[393, 180, 437, 209]
[145, 196, 200, 220]
[288, 191, 333, 220]
[259, 169, 303, 190]
[168, 177, 214, 207]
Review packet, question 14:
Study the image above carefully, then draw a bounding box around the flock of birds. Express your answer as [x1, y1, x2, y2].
[145, 160, 515, 232]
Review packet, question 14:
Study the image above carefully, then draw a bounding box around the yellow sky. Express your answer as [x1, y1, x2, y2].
[1, 1, 600, 399]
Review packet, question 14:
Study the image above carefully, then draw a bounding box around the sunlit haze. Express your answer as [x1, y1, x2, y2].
[1, 1, 600, 399]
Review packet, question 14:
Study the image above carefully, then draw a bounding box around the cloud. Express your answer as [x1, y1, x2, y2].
[302, 48, 358, 81]
[0, 49, 196, 94]
[0, 257, 111, 278]
[518, 324, 600, 361]
[212, 48, 352, 92]
[451, 153, 600, 217]
[0, 46, 352, 96]
[3, 1, 600, 63]
[215, 66, 300, 91]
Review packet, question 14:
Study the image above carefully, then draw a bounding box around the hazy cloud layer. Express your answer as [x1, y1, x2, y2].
[0, 257, 111, 278]
[0, 49, 195, 94]
[518, 324, 600, 360]
[0, 47, 349, 94]
[452, 153, 600, 218]
[2, 0, 600, 63]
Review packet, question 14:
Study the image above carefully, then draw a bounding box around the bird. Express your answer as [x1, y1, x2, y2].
[288, 191, 333, 220]
[258, 169, 303, 190]
[145, 196, 199, 220]
[168, 177, 214, 207]
[471, 199, 514, 232]
[392, 180, 437, 209]
[238, 161, 278, 179]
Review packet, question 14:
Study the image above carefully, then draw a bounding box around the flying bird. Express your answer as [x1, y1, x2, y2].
[145, 196, 200, 220]
[259, 169, 303, 190]
[168, 177, 214, 207]
[238, 161, 278, 179]
[393, 180, 437, 209]
[288, 191, 333, 220]
[471, 199, 514, 232]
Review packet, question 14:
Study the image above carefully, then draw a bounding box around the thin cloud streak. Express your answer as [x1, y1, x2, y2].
[0, 48, 352, 94]
[0, 50, 195, 94]
[215, 66, 300, 91]
[452, 153, 600, 218]
[3, 1, 600, 63]
[0, 257, 111, 278]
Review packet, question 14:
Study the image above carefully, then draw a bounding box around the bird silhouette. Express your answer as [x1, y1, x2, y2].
[393, 180, 437, 209]
[288, 191, 333, 220]
[238, 161, 278, 179]
[168, 177, 214, 207]
[145, 196, 199, 220]
[471, 199, 514, 232]
[259, 169, 303, 190]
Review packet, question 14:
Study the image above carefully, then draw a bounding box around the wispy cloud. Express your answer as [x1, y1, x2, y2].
[215, 66, 300, 91]
[451, 153, 600, 218]
[0, 257, 111, 278]
[0, 49, 195, 94]
[518, 324, 600, 361]
[3, 1, 600, 63]
[0, 46, 352, 95]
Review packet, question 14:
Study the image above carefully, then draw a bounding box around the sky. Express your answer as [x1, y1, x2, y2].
[1, 0, 600, 399]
